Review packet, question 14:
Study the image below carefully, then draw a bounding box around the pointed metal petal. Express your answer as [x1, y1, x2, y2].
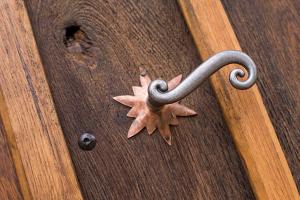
[158, 125, 172, 145]
[170, 115, 179, 125]
[127, 106, 140, 118]
[168, 74, 182, 90]
[132, 86, 145, 96]
[146, 125, 156, 135]
[146, 118, 157, 134]
[171, 103, 197, 116]
[113, 95, 137, 107]
[128, 114, 146, 138]
[140, 75, 152, 87]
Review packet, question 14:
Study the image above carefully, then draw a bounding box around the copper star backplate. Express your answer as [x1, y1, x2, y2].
[113, 71, 197, 145]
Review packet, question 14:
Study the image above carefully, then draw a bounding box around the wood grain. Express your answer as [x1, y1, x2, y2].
[0, 0, 83, 199]
[0, 101, 23, 200]
[222, 0, 300, 191]
[178, 0, 299, 199]
[0, 91, 32, 199]
[25, 0, 256, 199]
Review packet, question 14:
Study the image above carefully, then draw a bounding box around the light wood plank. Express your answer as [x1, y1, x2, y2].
[178, 0, 299, 199]
[0, 99, 23, 200]
[0, 0, 83, 199]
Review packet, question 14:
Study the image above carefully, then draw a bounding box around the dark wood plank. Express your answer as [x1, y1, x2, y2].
[222, 0, 300, 191]
[25, 0, 255, 199]
[0, 110, 23, 200]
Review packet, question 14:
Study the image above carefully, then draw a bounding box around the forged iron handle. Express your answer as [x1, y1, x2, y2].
[147, 50, 257, 108]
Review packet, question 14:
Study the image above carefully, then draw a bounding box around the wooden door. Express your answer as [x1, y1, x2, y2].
[0, 0, 299, 199]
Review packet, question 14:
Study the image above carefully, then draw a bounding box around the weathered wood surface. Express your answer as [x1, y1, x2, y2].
[0, 0, 83, 199]
[0, 103, 23, 200]
[178, 0, 299, 199]
[25, 0, 256, 199]
[222, 0, 300, 190]
[0, 91, 32, 200]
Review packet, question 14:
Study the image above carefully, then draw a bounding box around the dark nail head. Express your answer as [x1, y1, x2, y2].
[78, 133, 96, 151]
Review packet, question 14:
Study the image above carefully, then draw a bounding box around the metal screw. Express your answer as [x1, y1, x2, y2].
[140, 68, 147, 77]
[78, 132, 96, 151]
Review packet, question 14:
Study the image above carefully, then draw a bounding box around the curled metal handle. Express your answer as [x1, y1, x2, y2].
[147, 50, 257, 108]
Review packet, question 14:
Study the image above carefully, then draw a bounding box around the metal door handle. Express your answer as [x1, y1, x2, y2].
[114, 50, 257, 144]
[147, 50, 257, 109]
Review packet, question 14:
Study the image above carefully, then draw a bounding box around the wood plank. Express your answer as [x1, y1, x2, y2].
[222, 0, 300, 190]
[0, 91, 32, 199]
[0, 101, 23, 200]
[25, 0, 256, 199]
[0, 0, 83, 199]
[177, 0, 299, 199]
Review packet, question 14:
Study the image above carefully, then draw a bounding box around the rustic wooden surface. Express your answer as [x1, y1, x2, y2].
[0, 105, 23, 199]
[0, 0, 83, 199]
[0, 92, 32, 199]
[178, 0, 299, 199]
[24, 0, 256, 199]
[222, 0, 300, 190]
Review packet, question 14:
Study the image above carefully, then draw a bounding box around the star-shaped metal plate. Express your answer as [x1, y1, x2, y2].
[113, 70, 196, 145]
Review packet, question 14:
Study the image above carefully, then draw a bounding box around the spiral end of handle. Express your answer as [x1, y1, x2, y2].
[229, 60, 257, 90]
